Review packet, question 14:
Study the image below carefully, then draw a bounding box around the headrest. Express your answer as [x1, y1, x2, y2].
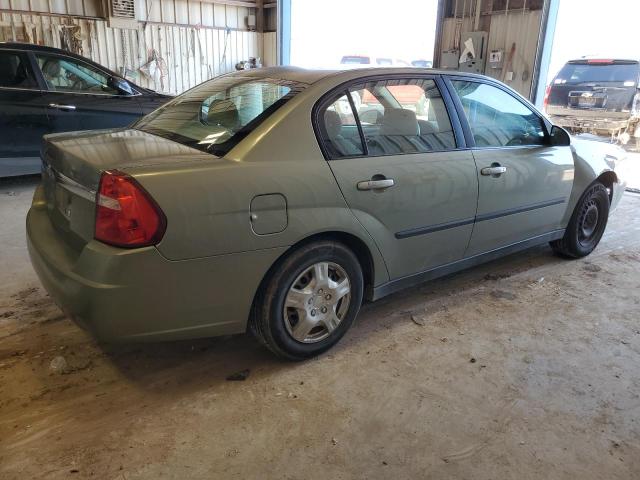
[324, 110, 343, 139]
[207, 99, 240, 130]
[380, 108, 419, 136]
[42, 60, 61, 77]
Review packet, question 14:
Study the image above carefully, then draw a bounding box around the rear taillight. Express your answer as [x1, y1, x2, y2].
[95, 170, 166, 248]
[543, 84, 551, 111]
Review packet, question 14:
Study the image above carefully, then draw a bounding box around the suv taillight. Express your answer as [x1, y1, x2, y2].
[95, 170, 166, 248]
[543, 85, 551, 111]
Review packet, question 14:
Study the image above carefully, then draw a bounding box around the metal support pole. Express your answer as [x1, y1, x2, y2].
[531, 0, 560, 105]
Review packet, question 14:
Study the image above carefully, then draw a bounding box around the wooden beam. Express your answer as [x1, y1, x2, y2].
[256, 0, 263, 32]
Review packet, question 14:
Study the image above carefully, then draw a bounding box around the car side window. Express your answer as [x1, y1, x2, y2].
[348, 78, 456, 156]
[0, 52, 38, 89]
[35, 54, 118, 95]
[451, 80, 547, 147]
[318, 92, 366, 158]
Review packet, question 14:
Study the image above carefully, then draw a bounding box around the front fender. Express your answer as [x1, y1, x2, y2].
[562, 137, 627, 224]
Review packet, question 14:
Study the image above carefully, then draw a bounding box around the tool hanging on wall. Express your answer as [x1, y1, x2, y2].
[501, 42, 516, 82]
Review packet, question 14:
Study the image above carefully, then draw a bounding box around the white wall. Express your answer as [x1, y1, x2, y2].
[440, 9, 542, 97]
[0, 0, 269, 94]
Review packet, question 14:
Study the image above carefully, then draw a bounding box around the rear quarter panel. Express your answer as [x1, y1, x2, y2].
[125, 84, 390, 287]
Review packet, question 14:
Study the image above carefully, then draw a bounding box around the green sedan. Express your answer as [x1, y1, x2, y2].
[27, 67, 627, 360]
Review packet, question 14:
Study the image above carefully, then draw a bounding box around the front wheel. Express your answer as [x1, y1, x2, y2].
[550, 182, 610, 258]
[250, 241, 364, 360]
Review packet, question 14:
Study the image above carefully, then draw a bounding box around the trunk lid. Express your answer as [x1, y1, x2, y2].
[41, 128, 213, 247]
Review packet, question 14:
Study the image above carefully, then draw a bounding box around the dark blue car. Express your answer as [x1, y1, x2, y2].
[0, 42, 170, 176]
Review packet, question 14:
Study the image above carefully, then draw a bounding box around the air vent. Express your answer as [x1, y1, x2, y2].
[112, 0, 135, 18]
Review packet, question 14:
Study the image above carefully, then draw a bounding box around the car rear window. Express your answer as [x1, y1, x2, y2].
[555, 61, 639, 85]
[134, 75, 306, 156]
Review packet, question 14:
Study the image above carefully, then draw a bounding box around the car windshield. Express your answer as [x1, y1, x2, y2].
[556, 62, 639, 85]
[135, 75, 306, 156]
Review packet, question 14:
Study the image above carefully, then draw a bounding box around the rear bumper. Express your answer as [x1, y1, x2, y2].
[27, 186, 286, 342]
[548, 110, 633, 133]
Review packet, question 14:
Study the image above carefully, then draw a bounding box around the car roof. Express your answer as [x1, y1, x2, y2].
[237, 66, 485, 85]
[0, 42, 78, 55]
[567, 56, 640, 63]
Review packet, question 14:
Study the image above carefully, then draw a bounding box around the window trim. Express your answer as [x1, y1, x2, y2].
[312, 73, 466, 161]
[33, 51, 142, 97]
[443, 75, 553, 150]
[0, 49, 42, 92]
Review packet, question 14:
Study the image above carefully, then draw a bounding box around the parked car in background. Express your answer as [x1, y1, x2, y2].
[411, 59, 433, 68]
[0, 42, 170, 176]
[27, 67, 626, 360]
[545, 57, 640, 147]
[340, 55, 418, 68]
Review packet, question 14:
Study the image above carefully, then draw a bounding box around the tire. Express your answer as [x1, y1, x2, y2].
[550, 182, 610, 258]
[250, 241, 364, 361]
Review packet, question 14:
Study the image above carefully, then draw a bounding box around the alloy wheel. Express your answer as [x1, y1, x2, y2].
[283, 262, 351, 343]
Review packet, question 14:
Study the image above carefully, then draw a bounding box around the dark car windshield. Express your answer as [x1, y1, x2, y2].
[556, 61, 639, 85]
[135, 75, 307, 156]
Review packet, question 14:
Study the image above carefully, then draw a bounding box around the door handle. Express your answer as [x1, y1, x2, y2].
[357, 178, 395, 191]
[480, 165, 507, 176]
[48, 103, 76, 111]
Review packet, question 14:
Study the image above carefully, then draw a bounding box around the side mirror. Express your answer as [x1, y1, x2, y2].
[108, 76, 134, 96]
[550, 125, 571, 146]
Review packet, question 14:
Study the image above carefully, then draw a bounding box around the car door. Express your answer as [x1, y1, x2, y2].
[0, 49, 49, 176]
[447, 78, 574, 257]
[33, 52, 143, 133]
[317, 76, 479, 280]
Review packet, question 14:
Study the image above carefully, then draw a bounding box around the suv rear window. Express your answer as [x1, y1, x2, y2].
[555, 61, 639, 85]
[135, 75, 306, 156]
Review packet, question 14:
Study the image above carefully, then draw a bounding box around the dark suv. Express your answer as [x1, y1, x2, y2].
[545, 58, 640, 147]
[0, 42, 171, 176]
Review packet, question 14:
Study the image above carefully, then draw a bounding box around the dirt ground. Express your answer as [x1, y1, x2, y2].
[1, 175, 640, 480]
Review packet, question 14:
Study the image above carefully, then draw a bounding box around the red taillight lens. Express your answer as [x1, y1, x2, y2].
[543, 84, 551, 111]
[94, 170, 166, 248]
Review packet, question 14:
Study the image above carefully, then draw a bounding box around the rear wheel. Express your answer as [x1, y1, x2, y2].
[250, 241, 364, 360]
[550, 182, 610, 258]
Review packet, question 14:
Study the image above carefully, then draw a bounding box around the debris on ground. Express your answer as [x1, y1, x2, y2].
[583, 263, 602, 273]
[484, 272, 512, 281]
[490, 290, 517, 301]
[411, 315, 427, 326]
[49, 356, 68, 374]
[226, 369, 250, 381]
[331, 437, 338, 445]
[470, 357, 477, 363]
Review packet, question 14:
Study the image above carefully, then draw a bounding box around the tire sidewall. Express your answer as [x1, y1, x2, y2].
[264, 243, 364, 359]
[567, 183, 610, 257]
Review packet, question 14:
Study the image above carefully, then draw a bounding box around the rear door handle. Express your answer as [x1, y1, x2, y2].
[48, 103, 76, 111]
[480, 165, 507, 176]
[357, 178, 395, 191]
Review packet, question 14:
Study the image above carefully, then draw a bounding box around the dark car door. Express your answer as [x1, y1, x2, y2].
[33, 52, 143, 133]
[447, 78, 574, 257]
[0, 49, 49, 176]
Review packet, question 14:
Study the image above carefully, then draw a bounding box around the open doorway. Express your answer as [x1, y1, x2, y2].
[288, 0, 439, 69]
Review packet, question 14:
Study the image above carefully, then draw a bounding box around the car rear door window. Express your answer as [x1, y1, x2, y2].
[36, 53, 118, 95]
[451, 80, 546, 148]
[348, 78, 456, 156]
[318, 93, 366, 158]
[0, 52, 37, 89]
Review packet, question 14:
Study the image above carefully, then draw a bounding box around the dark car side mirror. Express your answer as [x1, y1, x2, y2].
[549, 125, 571, 146]
[108, 76, 134, 96]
